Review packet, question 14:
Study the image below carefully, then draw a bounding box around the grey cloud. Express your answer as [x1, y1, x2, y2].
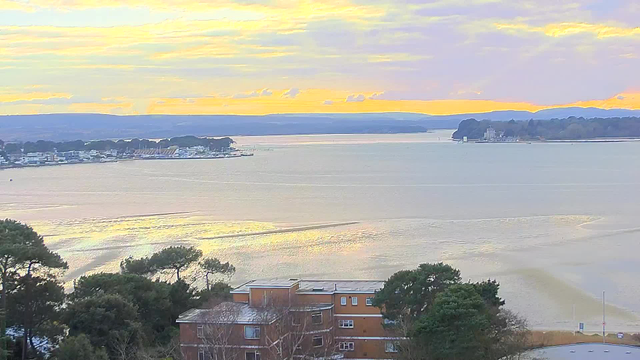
[369, 92, 385, 100]
[283, 88, 300, 98]
[346, 94, 366, 102]
[233, 91, 260, 99]
[233, 89, 273, 99]
[323, 100, 333, 105]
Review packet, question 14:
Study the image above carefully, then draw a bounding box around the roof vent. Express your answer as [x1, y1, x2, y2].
[312, 287, 325, 292]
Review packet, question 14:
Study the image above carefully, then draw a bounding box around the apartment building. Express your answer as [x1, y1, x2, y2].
[178, 279, 401, 360]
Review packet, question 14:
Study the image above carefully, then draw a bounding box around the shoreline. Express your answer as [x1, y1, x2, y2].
[460, 137, 640, 144]
[0, 153, 251, 171]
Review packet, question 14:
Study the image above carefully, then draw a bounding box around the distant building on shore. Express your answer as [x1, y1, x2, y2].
[484, 127, 497, 141]
[134, 148, 177, 158]
[178, 279, 401, 360]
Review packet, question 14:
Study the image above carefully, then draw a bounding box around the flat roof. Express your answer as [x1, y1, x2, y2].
[298, 280, 384, 293]
[527, 344, 640, 360]
[232, 279, 384, 294]
[177, 302, 280, 324]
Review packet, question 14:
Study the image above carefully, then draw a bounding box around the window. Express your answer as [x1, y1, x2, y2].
[312, 335, 324, 347]
[311, 312, 322, 325]
[197, 325, 204, 338]
[385, 341, 399, 353]
[198, 348, 205, 360]
[338, 319, 354, 328]
[245, 351, 261, 360]
[340, 296, 347, 306]
[339, 342, 355, 352]
[351, 296, 358, 306]
[366, 297, 374, 306]
[292, 314, 301, 326]
[244, 326, 261, 339]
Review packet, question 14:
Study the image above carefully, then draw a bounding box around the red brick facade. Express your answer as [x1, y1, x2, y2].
[179, 279, 401, 360]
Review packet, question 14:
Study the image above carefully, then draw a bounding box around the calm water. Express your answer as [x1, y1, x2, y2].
[1, 130, 640, 331]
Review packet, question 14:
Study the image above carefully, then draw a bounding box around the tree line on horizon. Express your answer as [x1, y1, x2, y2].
[452, 116, 640, 140]
[0, 219, 531, 360]
[0, 136, 234, 156]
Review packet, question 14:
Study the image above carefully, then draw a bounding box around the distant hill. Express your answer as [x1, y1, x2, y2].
[1, 108, 639, 141]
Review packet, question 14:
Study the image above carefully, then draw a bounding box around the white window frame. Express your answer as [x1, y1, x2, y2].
[245, 351, 261, 360]
[340, 296, 347, 306]
[385, 341, 399, 353]
[339, 342, 355, 351]
[197, 324, 204, 338]
[366, 297, 374, 306]
[198, 348, 205, 360]
[312, 335, 324, 348]
[351, 296, 358, 306]
[244, 326, 261, 339]
[338, 319, 354, 328]
[311, 312, 323, 325]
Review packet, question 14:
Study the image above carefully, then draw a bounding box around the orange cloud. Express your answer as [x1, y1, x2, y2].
[495, 22, 640, 39]
[145, 90, 640, 116]
[68, 101, 135, 114]
[0, 92, 72, 103]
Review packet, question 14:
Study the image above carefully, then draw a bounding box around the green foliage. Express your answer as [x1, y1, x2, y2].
[453, 116, 640, 140]
[63, 294, 142, 353]
[0, 219, 67, 274]
[3, 136, 235, 155]
[0, 219, 68, 359]
[196, 281, 234, 304]
[412, 284, 493, 360]
[472, 279, 505, 308]
[168, 279, 200, 323]
[71, 273, 174, 342]
[411, 283, 528, 360]
[0, 219, 236, 359]
[149, 246, 203, 281]
[376, 264, 529, 360]
[3, 144, 20, 155]
[55, 335, 109, 360]
[200, 258, 236, 290]
[119, 256, 154, 276]
[7, 275, 66, 349]
[373, 263, 461, 320]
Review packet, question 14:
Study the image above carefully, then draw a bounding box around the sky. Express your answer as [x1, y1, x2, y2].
[0, 0, 639, 115]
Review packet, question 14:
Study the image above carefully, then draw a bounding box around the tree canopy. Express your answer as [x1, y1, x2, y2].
[148, 246, 203, 281]
[63, 294, 141, 352]
[452, 116, 640, 140]
[1, 136, 235, 154]
[374, 263, 528, 360]
[372, 262, 461, 320]
[0, 219, 68, 360]
[200, 258, 236, 290]
[0, 218, 236, 360]
[412, 284, 495, 360]
[55, 335, 109, 360]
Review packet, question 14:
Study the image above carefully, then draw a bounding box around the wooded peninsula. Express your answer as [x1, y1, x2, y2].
[453, 116, 640, 141]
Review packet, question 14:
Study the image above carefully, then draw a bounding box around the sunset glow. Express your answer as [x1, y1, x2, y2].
[1, 0, 639, 115]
